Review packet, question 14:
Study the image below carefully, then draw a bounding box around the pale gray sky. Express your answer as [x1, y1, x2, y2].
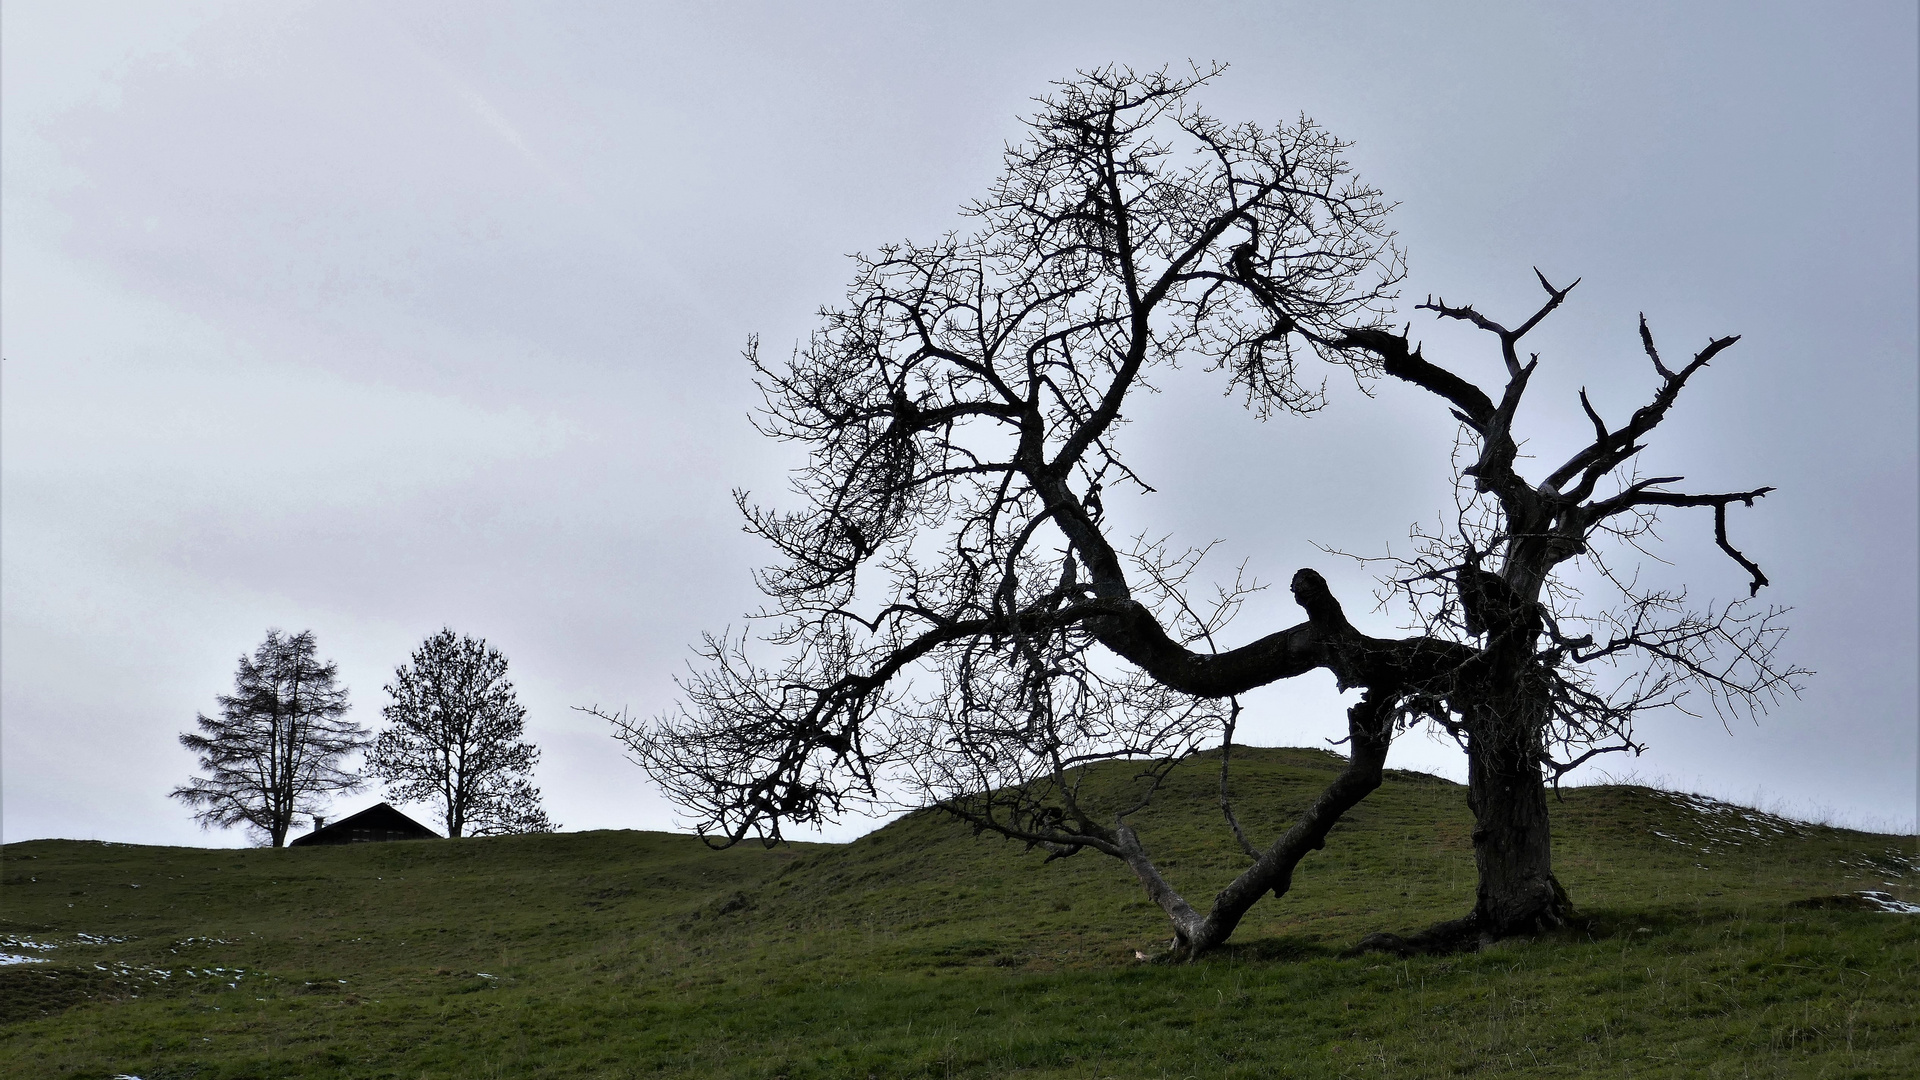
[4, 1, 1915, 846]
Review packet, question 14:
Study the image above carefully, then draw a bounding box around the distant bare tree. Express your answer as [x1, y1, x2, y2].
[173, 629, 368, 847]
[603, 65, 1800, 959]
[370, 629, 556, 838]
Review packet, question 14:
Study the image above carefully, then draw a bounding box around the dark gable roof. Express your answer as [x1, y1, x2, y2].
[289, 802, 440, 846]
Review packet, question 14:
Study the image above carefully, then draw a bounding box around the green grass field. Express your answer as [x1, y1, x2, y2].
[4, 747, 1916, 1078]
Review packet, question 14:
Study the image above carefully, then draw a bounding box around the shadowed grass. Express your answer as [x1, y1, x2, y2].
[4, 747, 1915, 1078]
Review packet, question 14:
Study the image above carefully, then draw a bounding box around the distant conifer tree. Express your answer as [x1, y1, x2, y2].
[369, 629, 556, 837]
[173, 629, 368, 847]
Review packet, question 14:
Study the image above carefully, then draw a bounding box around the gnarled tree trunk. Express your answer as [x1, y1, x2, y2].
[1360, 722, 1568, 957]
[1467, 721, 1568, 936]
[1460, 558, 1573, 940]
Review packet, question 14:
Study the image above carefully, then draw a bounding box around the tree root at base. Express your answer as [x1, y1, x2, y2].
[1347, 915, 1489, 958]
[1347, 900, 1578, 958]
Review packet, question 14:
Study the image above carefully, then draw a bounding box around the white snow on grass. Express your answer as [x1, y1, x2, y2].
[0, 935, 60, 962]
[0, 930, 253, 983]
[172, 936, 235, 945]
[1645, 792, 1811, 855]
[1642, 792, 1920, 881]
[0, 931, 136, 956]
[1854, 891, 1920, 914]
[80, 959, 253, 989]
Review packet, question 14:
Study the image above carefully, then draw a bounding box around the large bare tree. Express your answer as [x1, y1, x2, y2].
[1330, 292, 1803, 952]
[173, 629, 368, 847]
[606, 66, 1799, 959]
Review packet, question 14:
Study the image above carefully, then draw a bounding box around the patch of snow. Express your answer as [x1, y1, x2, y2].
[81, 959, 251, 985]
[0, 953, 50, 966]
[1855, 891, 1920, 914]
[1676, 795, 1798, 845]
[1641, 792, 1902, 861]
[1875, 850, 1920, 877]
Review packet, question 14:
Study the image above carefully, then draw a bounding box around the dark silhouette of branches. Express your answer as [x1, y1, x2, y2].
[370, 629, 556, 838]
[1320, 274, 1806, 952]
[173, 629, 367, 847]
[600, 66, 1802, 960]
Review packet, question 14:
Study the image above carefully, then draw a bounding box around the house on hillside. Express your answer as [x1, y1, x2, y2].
[289, 802, 440, 846]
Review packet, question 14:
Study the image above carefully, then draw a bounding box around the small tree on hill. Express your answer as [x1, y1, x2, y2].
[607, 66, 1799, 959]
[173, 629, 368, 847]
[370, 629, 556, 837]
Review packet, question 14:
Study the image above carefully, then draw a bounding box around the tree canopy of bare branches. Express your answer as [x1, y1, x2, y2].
[604, 65, 1801, 959]
[370, 628, 556, 838]
[173, 629, 368, 848]
[1328, 287, 1803, 952]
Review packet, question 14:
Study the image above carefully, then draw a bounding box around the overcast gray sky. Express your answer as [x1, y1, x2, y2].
[5, 1, 1915, 847]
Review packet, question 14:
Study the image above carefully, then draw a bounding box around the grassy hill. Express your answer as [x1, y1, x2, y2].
[3, 747, 1916, 1078]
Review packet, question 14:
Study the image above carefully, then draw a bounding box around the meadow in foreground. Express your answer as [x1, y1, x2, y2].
[4, 747, 1916, 1079]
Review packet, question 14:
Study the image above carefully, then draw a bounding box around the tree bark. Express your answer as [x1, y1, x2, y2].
[1128, 690, 1395, 961]
[1466, 723, 1568, 936]
[1353, 716, 1568, 958]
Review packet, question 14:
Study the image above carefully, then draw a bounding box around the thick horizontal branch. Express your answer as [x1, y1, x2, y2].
[653, 568, 1481, 847]
[1321, 327, 1496, 430]
[1587, 484, 1774, 520]
[1081, 569, 1480, 699]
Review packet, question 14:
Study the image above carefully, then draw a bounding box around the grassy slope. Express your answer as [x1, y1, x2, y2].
[3, 747, 1916, 1079]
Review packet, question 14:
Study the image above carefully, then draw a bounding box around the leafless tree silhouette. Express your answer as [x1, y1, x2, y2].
[173, 629, 367, 847]
[370, 628, 556, 838]
[1328, 289, 1804, 953]
[598, 65, 1801, 959]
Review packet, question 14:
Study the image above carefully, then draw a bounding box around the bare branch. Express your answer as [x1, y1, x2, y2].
[1638, 312, 1674, 379]
[1322, 327, 1495, 430]
[1546, 324, 1742, 494]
